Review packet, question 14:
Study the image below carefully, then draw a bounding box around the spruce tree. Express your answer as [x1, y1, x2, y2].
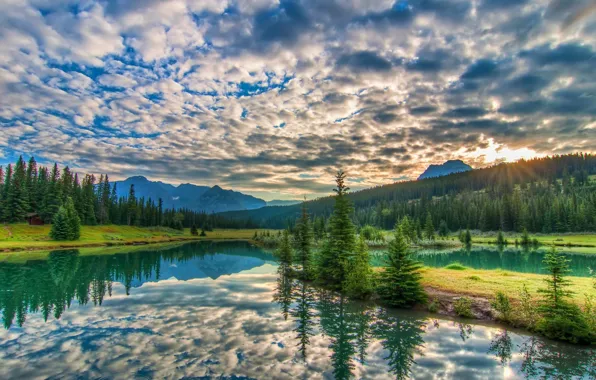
[424, 212, 435, 240]
[127, 185, 136, 226]
[190, 224, 198, 236]
[438, 220, 449, 238]
[536, 247, 594, 343]
[0, 166, 4, 220]
[344, 236, 373, 299]
[277, 229, 293, 268]
[64, 197, 81, 240]
[316, 171, 357, 289]
[3, 157, 28, 222]
[50, 207, 70, 241]
[42, 164, 61, 223]
[377, 227, 427, 307]
[294, 201, 314, 280]
[25, 157, 37, 212]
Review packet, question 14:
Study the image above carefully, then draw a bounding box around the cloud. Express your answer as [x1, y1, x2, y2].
[0, 0, 594, 199]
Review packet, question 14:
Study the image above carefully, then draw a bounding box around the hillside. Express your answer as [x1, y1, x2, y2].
[113, 176, 266, 213]
[219, 154, 596, 232]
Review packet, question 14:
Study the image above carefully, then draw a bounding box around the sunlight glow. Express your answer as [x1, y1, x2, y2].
[462, 138, 541, 164]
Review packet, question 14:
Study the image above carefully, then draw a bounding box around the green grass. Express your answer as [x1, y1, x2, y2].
[470, 233, 596, 248]
[0, 224, 277, 253]
[419, 267, 595, 306]
[444, 262, 469, 270]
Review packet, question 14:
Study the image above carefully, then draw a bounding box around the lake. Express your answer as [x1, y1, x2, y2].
[371, 246, 596, 277]
[0, 241, 594, 379]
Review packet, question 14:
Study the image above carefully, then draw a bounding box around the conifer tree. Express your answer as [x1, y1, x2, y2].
[64, 197, 81, 240]
[424, 212, 435, 240]
[0, 166, 4, 218]
[127, 184, 136, 226]
[316, 171, 357, 289]
[377, 227, 427, 307]
[438, 220, 449, 238]
[3, 157, 28, 222]
[25, 157, 37, 212]
[190, 224, 198, 236]
[294, 201, 314, 280]
[344, 236, 373, 299]
[277, 229, 293, 268]
[42, 164, 61, 223]
[50, 207, 70, 241]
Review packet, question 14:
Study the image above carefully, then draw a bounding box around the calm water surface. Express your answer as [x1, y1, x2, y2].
[0, 241, 594, 379]
[372, 246, 596, 277]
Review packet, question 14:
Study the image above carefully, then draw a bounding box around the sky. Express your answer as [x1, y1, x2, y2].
[0, 0, 595, 201]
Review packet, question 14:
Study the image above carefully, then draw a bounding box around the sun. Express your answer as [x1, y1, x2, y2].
[462, 137, 541, 164]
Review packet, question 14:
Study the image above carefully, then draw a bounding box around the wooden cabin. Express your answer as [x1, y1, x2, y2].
[26, 213, 44, 226]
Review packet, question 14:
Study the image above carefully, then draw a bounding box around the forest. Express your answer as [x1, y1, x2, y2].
[0, 157, 256, 232]
[222, 153, 596, 233]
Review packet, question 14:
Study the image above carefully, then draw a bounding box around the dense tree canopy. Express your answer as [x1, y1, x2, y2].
[0, 156, 256, 230]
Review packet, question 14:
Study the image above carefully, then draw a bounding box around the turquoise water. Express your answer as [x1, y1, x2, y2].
[371, 246, 596, 277]
[0, 241, 594, 379]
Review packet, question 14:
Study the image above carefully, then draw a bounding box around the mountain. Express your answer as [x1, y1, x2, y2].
[418, 160, 472, 180]
[113, 176, 266, 213]
[266, 200, 302, 207]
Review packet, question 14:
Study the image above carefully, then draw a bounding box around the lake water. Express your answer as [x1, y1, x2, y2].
[1, 241, 594, 379]
[371, 246, 596, 277]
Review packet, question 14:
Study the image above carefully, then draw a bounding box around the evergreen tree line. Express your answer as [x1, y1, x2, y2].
[221, 153, 596, 233]
[0, 156, 256, 230]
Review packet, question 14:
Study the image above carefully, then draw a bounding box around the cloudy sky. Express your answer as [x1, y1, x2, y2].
[1, 0, 595, 200]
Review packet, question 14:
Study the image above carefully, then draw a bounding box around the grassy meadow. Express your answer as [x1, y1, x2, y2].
[0, 224, 276, 252]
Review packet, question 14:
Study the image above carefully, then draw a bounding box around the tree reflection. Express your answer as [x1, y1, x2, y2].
[488, 329, 512, 366]
[373, 310, 425, 380]
[291, 281, 316, 360]
[0, 241, 273, 329]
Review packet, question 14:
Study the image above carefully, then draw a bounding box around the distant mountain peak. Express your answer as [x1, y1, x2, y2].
[112, 177, 265, 213]
[418, 160, 472, 180]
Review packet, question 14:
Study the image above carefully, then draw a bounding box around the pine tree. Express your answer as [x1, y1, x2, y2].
[294, 201, 314, 280]
[344, 236, 373, 299]
[0, 165, 4, 219]
[424, 212, 435, 240]
[127, 184, 136, 226]
[536, 247, 594, 343]
[50, 207, 70, 241]
[190, 224, 198, 236]
[25, 157, 37, 212]
[438, 220, 449, 238]
[316, 171, 357, 289]
[42, 164, 62, 223]
[377, 227, 427, 307]
[64, 197, 81, 240]
[277, 229, 293, 268]
[3, 157, 28, 222]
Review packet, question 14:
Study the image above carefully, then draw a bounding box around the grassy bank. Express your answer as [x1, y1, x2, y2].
[419, 267, 594, 307]
[469, 232, 596, 248]
[0, 224, 274, 253]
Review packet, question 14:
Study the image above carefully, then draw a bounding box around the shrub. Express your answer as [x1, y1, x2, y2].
[535, 302, 595, 344]
[428, 298, 439, 313]
[445, 262, 468, 270]
[519, 285, 538, 329]
[491, 291, 512, 323]
[466, 275, 482, 281]
[454, 297, 474, 318]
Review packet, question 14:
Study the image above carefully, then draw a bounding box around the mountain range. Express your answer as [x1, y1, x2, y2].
[113, 176, 266, 213]
[417, 160, 472, 180]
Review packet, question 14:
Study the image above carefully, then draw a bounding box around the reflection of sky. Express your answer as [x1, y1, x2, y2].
[0, 270, 592, 379]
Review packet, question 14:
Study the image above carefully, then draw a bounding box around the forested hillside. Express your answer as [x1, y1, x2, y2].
[221, 154, 596, 233]
[0, 157, 256, 230]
